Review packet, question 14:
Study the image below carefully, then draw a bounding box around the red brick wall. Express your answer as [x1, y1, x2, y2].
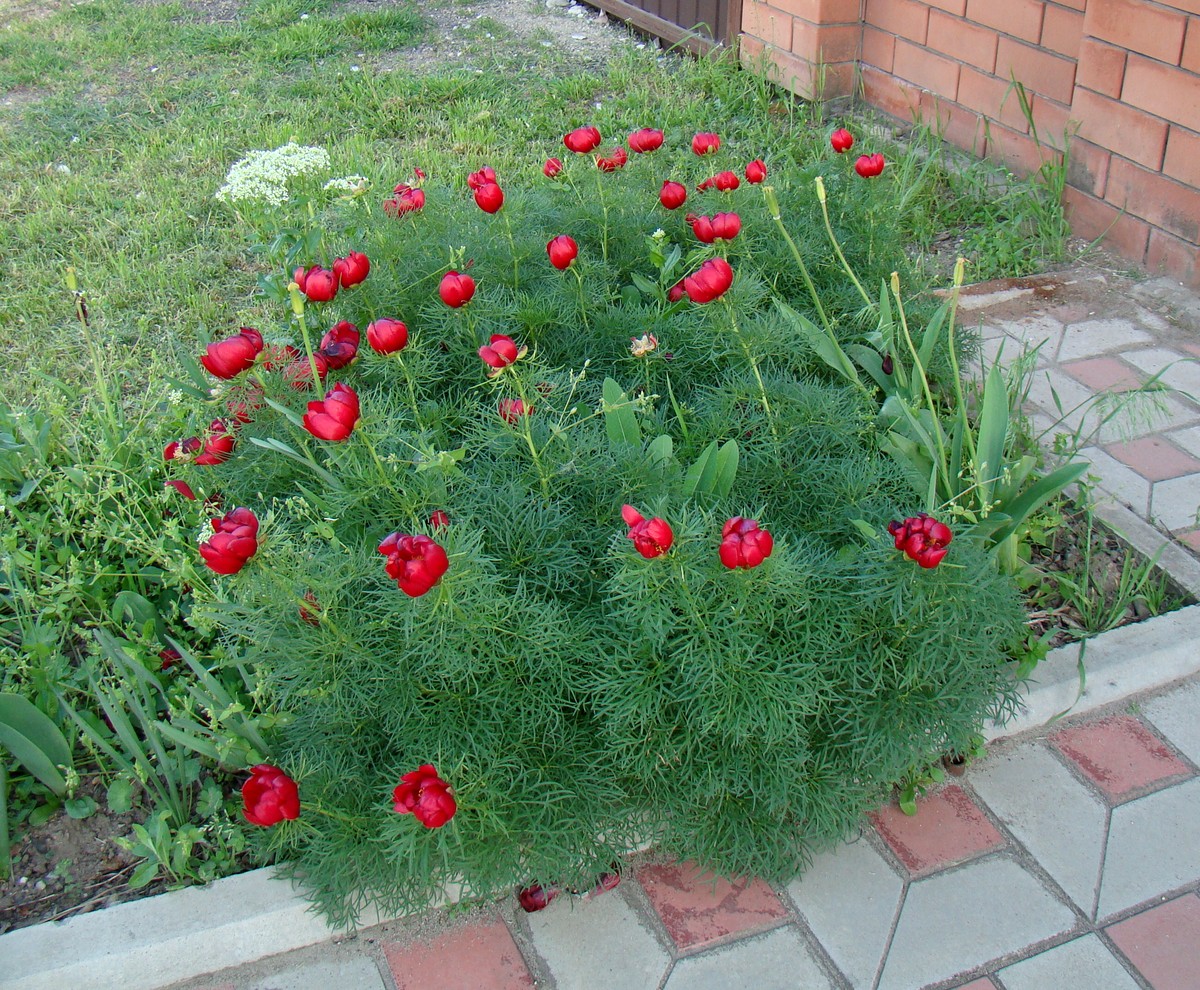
[738, 0, 1200, 286]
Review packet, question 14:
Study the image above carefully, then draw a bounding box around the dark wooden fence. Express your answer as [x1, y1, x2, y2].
[590, 0, 740, 52]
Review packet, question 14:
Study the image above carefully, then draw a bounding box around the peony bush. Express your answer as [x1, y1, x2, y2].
[165, 125, 1026, 926]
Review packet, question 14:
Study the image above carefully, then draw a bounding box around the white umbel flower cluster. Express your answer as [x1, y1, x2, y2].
[323, 174, 372, 199]
[215, 142, 332, 205]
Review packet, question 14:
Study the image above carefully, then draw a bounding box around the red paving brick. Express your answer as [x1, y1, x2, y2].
[869, 785, 1005, 878]
[637, 861, 789, 952]
[1062, 356, 1146, 392]
[1107, 893, 1200, 990]
[1050, 716, 1193, 802]
[1179, 528, 1200, 552]
[383, 916, 534, 990]
[1104, 436, 1200, 482]
[954, 979, 999, 990]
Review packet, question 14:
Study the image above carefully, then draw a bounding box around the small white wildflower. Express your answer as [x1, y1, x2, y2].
[651, 228, 666, 240]
[167, 388, 184, 405]
[324, 174, 372, 199]
[631, 333, 658, 358]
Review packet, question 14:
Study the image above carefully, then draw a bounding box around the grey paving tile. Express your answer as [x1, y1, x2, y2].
[1024, 368, 1095, 437]
[1079, 446, 1152, 517]
[876, 858, 1076, 990]
[1142, 678, 1200, 765]
[1122, 347, 1200, 402]
[244, 953, 387, 990]
[1097, 778, 1200, 920]
[785, 838, 904, 989]
[1151, 474, 1200, 530]
[524, 886, 669, 990]
[662, 926, 835, 990]
[997, 933, 1141, 990]
[1168, 424, 1200, 458]
[970, 743, 1109, 916]
[1056, 320, 1153, 362]
[999, 314, 1065, 354]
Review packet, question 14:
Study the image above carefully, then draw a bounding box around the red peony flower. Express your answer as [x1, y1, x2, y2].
[688, 211, 741, 243]
[498, 397, 532, 424]
[242, 764, 300, 827]
[745, 158, 767, 183]
[564, 125, 602, 154]
[719, 516, 774, 569]
[667, 279, 685, 303]
[518, 883, 561, 912]
[429, 509, 450, 530]
[627, 127, 664, 153]
[164, 479, 196, 500]
[473, 181, 505, 214]
[302, 382, 360, 442]
[698, 170, 740, 192]
[378, 532, 450, 597]
[692, 131, 721, 155]
[887, 513, 952, 568]
[318, 320, 360, 370]
[200, 327, 263, 379]
[546, 234, 578, 270]
[392, 764, 456, 828]
[367, 318, 409, 355]
[596, 146, 628, 172]
[282, 351, 329, 391]
[439, 270, 476, 308]
[332, 251, 370, 288]
[479, 333, 522, 371]
[466, 165, 497, 191]
[199, 506, 259, 575]
[383, 185, 425, 216]
[830, 127, 855, 154]
[659, 180, 688, 210]
[293, 265, 339, 303]
[194, 420, 236, 466]
[543, 157, 563, 178]
[621, 504, 674, 559]
[855, 152, 886, 178]
[683, 257, 734, 304]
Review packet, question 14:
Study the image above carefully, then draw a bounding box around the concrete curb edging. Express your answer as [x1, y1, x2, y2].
[2, 501, 1198, 990]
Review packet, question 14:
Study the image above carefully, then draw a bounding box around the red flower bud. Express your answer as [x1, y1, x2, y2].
[692, 131, 721, 155]
[830, 128, 855, 154]
[518, 883, 561, 912]
[367, 318, 409, 355]
[199, 506, 259, 575]
[887, 513, 953, 568]
[302, 382, 360, 442]
[479, 333, 521, 370]
[563, 125, 602, 154]
[667, 280, 685, 303]
[439, 270, 476, 308]
[378, 532, 450, 597]
[392, 764, 456, 828]
[546, 234, 578, 270]
[473, 181, 504, 214]
[596, 146, 627, 172]
[429, 509, 450, 530]
[621, 504, 674, 558]
[543, 157, 563, 178]
[854, 153, 886, 178]
[659, 180, 688, 210]
[200, 327, 263, 379]
[292, 265, 339, 303]
[627, 127, 664, 153]
[318, 320, 360, 370]
[242, 764, 299, 827]
[164, 479, 196, 500]
[745, 158, 767, 183]
[719, 516, 774, 569]
[683, 257, 734, 304]
[332, 251, 370, 288]
[498, 397, 532, 424]
[689, 212, 741, 244]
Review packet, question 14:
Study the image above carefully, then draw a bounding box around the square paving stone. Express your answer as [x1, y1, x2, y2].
[637, 861, 790, 953]
[383, 916, 534, 990]
[1142, 677, 1200, 765]
[997, 933, 1140, 990]
[1104, 436, 1200, 482]
[1062, 357, 1146, 392]
[1050, 715, 1193, 802]
[245, 955, 387, 990]
[662, 926, 835, 990]
[1056, 319, 1153, 362]
[952, 980, 998, 989]
[869, 786, 1005, 878]
[1106, 893, 1200, 990]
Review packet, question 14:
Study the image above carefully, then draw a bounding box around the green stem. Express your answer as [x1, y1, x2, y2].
[395, 353, 422, 425]
[358, 429, 392, 485]
[502, 210, 519, 288]
[513, 377, 551, 501]
[571, 264, 590, 330]
[815, 176, 872, 309]
[287, 283, 325, 392]
[594, 168, 610, 264]
[0, 761, 10, 881]
[66, 267, 121, 448]
[944, 258, 978, 473]
[722, 298, 779, 441]
[760, 186, 832, 334]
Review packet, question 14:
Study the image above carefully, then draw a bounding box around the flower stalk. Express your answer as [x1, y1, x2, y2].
[761, 185, 831, 334]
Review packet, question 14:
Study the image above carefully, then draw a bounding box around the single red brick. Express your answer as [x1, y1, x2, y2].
[1180, 527, 1200, 551]
[996, 36, 1077, 105]
[928, 9, 998, 72]
[862, 24, 897, 71]
[1056, 0, 1087, 9]
[1106, 154, 1200, 243]
[742, 2, 794, 51]
[1183, 18, 1200, 73]
[1105, 435, 1200, 479]
[637, 861, 790, 952]
[958, 66, 1032, 132]
[1051, 715, 1193, 801]
[925, 0, 968, 14]
[1062, 186, 1151, 260]
[1146, 228, 1200, 287]
[792, 19, 860, 63]
[1107, 894, 1200, 990]
[955, 980, 1000, 990]
[1084, 0, 1186, 64]
[772, 0, 860, 20]
[1063, 356, 1146, 392]
[871, 786, 1005, 877]
[894, 37, 961, 97]
[1067, 137, 1112, 197]
[1071, 87, 1169, 170]
[1030, 94, 1072, 150]
[865, 0, 931, 44]
[1076, 38, 1127, 99]
[1123, 55, 1200, 133]
[383, 917, 535, 990]
[1163, 123, 1200, 188]
[920, 91, 986, 152]
[966, 0, 1043, 42]
[1041, 4, 1084, 59]
[986, 122, 1061, 176]
[862, 64, 922, 119]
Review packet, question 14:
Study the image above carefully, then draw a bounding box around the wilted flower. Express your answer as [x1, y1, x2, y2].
[392, 764, 456, 828]
[429, 509, 450, 530]
[596, 146, 628, 172]
[622, 504, 673, 559]
[282, 351, 329, 391]
[200, 326, 263, 379]
[888, 513, 952, 568]
[299, 591, 321, 626]
[498, 397, 532, 424]
[318, 320, 359, 370]
[719, 516, 774, 569]
[383, 184, 425, 215]
[242, 764, 300, 826]
[518, 883, 561, 912]
[302, 382, 360, 442]
[630, 333, 658, 357]
[164, 479, 196, 500]
[378, 532, 450, 597]
[543, 157, 563, 178]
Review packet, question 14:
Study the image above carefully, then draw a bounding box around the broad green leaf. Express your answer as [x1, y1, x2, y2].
[111, 590, 166, 641]
[107, 777, 134, 814]
[0, 694, 71, 795]
[988, 460, 1091, 547]
[683, 441, 718, 498]
[773, 299, 859, 385]
[630, 272, 658, 297]
[129, 861, 160, 890]
[846, 344, 891, 391]
[262, 395, 306, 429]
[65, 795, 97, 820]
[974, 362, 1009, 505]
[917, 300, 950, 369]
[602, 378, 641, 448]
[712, 439, 739, 497]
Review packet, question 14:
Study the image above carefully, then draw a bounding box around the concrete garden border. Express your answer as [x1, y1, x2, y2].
[3, 497, 1198, 990]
